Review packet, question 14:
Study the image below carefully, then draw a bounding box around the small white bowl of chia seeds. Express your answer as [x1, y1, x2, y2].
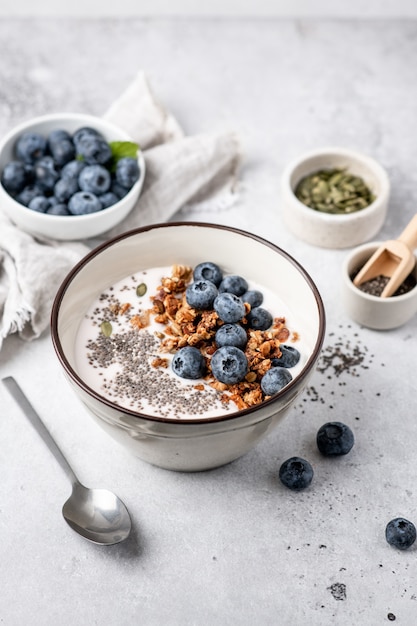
[342, 241, 417, 329]
[281, 147, 390, 249]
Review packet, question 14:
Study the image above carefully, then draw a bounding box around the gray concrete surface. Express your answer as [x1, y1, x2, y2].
[0, 18, 416, 625]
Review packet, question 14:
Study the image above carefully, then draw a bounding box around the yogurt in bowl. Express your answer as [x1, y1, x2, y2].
[51, 222, 326, 471]
[74, 263, 309, 420]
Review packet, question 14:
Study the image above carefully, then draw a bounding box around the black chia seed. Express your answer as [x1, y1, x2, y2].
[85, 328, 230, 419]
[297, 325, 381, 412]
[351, 270, 416, 297]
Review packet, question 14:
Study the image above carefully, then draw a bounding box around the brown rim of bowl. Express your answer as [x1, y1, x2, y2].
[50, 221, 326, 425]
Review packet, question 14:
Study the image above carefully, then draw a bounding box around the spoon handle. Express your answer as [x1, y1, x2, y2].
[2, 377, 78, 486]
[398, 213, 417, 251]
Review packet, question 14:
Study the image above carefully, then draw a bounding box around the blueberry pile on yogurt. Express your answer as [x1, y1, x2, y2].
[172, 262, 300, 396]
[1, 126, 140, 216]
[172, 261, 301, 395]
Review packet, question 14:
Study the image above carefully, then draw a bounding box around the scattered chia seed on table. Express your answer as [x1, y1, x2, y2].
[297, 325, 384, 412]
[316, 332, 370, 378]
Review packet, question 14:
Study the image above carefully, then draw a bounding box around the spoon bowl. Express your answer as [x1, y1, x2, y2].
[353, 213, 417, 297]
[2, 376, 131, 545]
[63, 483, 132, 545]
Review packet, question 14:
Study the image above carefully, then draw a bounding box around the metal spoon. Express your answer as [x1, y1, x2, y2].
[2, 376, 131, 545]
[353, 213, 417, 298]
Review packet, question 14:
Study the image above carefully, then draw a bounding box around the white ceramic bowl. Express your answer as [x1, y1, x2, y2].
[0, 113, 145, 240]
[281, 147, 390, 249]
[341, 242, 417, 329]
[51, 222, 326, 472]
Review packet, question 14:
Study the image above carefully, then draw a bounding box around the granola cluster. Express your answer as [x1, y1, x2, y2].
[123, 264, 298, 411]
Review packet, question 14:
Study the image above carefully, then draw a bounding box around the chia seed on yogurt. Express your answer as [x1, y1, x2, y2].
[86, 328, 228, 418]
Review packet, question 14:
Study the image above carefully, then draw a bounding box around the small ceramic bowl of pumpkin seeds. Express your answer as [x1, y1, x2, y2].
[281, 147, 390, 248]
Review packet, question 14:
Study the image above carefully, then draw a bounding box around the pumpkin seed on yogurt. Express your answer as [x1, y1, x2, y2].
[294, 168, 375, 215]
[100, 321, 113, 337]
[136, 282, 147, 297]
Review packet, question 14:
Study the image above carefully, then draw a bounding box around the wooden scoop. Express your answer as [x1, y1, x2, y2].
[353, 213, 417, 298]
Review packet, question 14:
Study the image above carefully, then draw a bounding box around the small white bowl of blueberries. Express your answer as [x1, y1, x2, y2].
[0, 113, 146, 240]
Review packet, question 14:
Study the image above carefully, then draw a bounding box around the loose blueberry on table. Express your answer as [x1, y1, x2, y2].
[1, 126, 141, 216]
[316, 422, 355, 456]
[385, 517, 417, 550]
[279, 457, 314, 491]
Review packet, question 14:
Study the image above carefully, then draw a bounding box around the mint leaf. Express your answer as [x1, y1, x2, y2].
[109, 141, 139, 160]
[108, 141, 139, 173]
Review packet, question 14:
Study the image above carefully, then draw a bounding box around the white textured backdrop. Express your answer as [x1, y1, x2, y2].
[1, 0, 417, 17]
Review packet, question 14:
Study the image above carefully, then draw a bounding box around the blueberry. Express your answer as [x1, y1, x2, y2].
[241, 289, 263, 308]
[111, 181, 130, 199]
[79, 165, 111, 195]
[279, 457, 314, 491]
[171, 346, 206, 380]
[115, 157, 140, 189]
[246, 307, 273, 331]
[52, 139, 75, 166]
[186, 280, 218, 310]
[193, 262, 223, 287]
[215, 324, 247, 350]
[271, 345, 301, 369]
[54, 177, 79, 203]
[385, 518, 416, 550]
[47, 196, 59, 207]
[77, 136, 111, 165]
[218, 275, 248, 296]
[210, 346, 248, 385]
[28, 195, 49, 213]
[68, 191, 102, 215]
[16, 132, 46, 164]
[47, 203, 70, 216]
[16, 185, 45, 207]
[98, 191, 120, 209]
[73, 126, 101, 147]
[23, 164, 36, 185]
[48, 129, 70, 144]
[213, 293, 246, 323]
[48, 129, 75, 166]
[34, 156, 59, 192]
[261, 367, 292, 395]
[1, 161, 27, 194]
[316, 422, 354, 456]
[61, 160, 86, 180]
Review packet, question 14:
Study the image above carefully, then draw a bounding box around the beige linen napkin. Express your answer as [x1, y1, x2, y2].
[0, 70, 241, 349]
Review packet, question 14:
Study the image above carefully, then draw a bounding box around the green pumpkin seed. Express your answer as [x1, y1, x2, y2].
[294, 168, 375, 215]
[136, 283, 147, 297]
[100, 321, 113, 337]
